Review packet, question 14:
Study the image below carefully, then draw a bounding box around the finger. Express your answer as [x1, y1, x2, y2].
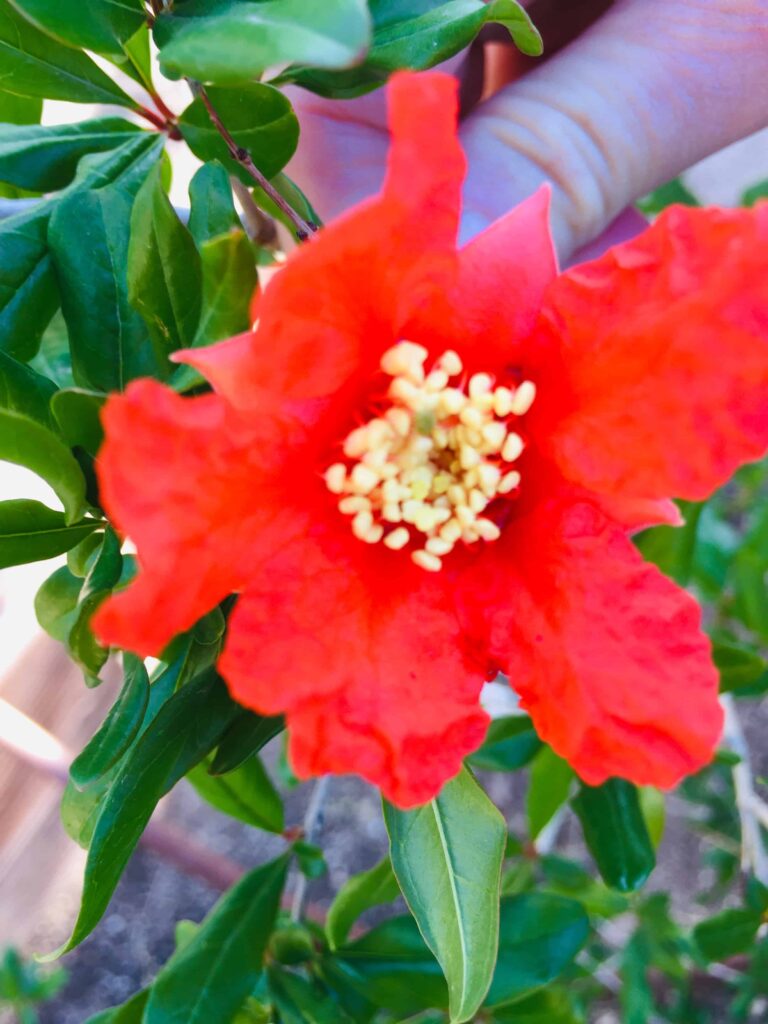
[460, 0, 768, 255]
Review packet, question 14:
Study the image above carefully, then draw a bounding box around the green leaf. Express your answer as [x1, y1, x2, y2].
[0, 88, 41, 124]
[693, 907, 764, 962]
[190, 229, 257, 348]
[634, 500, 702, 586]
[121, 23, 153, 92]
[127, 165, 202, 357]
[67, 526, 123, 679]
[0, 0, 136, 106]
[267, 966, 354, 1024]
[70, 655, 150, 788]
[83, 988, 149, 1024]
[34, 563, 82, 642]
[178, 83, 299, 184]
[0, 204, 60, 361]
[50, 184, 167, 391]
[326, 857, 400, 950]
[469, 715, 542, 772]
[143, 854, 289, 1024]
[485, 894, 589, 1007]
[637, 177, 700, 215]
[0, 499, 99, 568]
[742, 179, 768, 207]
[250, 170, 322, 239]
[156, 0, 371, 84]
[7, 0, 145, 58]
[187, 753, 284, 832]
[526, 746, 573, 840]
[188, 161, 239, 245]
[208, 711, 284, 775]
[44, 670, 241, 957]
[0, 409, 86, 521]
[294, 839, 328, 879]
[384, 767, 507, 1023]
[0, 131, 164, 362]
[51, 388, 106, 456]
[0, 348, 57, 426]
[490, 987, 580, 1024]
[714, 641, 768, 695]
[330, 914, 448, 1017]
[638, 786, 666, 849]
[0, 118, 143, 191]
[572, 779, 656, 892]
[285, 0, 541, 98]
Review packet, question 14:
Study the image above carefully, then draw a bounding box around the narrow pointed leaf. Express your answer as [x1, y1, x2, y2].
[326, 857, 400, 950]
[51, 388, 106, 456]
[187, 753, 284, 832]
[208, 711, 284, 775]
[188, 160, 239, 245]
[144, 854, 289, 1024]
[0, 499, 99, 568]
[384, 767, 506, 1022]
[7, 0, 145, 58]
[0, 0, 136, 106]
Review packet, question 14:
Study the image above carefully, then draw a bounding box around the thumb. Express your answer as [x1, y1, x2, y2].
[460, 0, 768, 256]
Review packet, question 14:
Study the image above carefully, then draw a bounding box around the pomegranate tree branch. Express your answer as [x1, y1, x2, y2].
[187, 79, 318, 241]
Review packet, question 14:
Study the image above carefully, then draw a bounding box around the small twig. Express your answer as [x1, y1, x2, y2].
[230, 176, 278, 247]
[187, 79, 317, 241]
[721, 694, 768, 885]
[136, 104, 173, 133]
[291, 775, 332, 922]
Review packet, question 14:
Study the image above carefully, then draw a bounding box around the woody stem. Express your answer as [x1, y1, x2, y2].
[291, 775, 332, 922]
[187, 79, 318, 241]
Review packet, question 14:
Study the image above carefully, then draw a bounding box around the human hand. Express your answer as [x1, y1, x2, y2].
[285, 0, 768, 259]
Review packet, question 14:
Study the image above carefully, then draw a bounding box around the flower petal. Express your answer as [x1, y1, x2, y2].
[92, 379, 307, 656]
[402, 186, 558, 374]
[174, 71, 466, 410]
[457, 498, 722, 788]
[540, 203, 768, 502]
[218, 531, 488, 807]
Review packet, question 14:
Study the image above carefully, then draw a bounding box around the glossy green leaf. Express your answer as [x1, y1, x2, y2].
[326, 856, 400, 950]
[638, 786, 666, 849]
[34, 563, 82, 642]
[286, 0, 541, 98]
[70, 655, 150, 788]
[0, 119, 142, 191]
[0, 409, 86, 522]
[0, 88, 40, 123]
[7, 0, 145, 57]
[208, 711, 284, 775]
[637, 177, 700, 216]
[267, 966, 354, 1024]
[44, 670, 241, 957]
[0, 348, 57, 427]
[490, 987, 581, 1024]
[485, 894, 589, 1007]
[188, 161, 239, 244]
[714, 641, 768, 695]
[51, 388, 106, 456]
[83, 988, 149, 1024]
[384, 767, 506, 1022]
[127, 165, 202, 357]
[331, 915, 448, 1017]
[68, 527, 123, 679]
[0, 132, 164, 362]
[187, 752, 283, 832]
[469, 715, 542, 772]
[191, 229, 257, 348]
[693, 907, 764, 962]
[526, 746, 573, 840]
[0, 499, 99, 568]
[294, 839, 328, 879]
[0, 0, 136, 106]
[634, 500, 702, 586]
[178, 83, 299, 184]
[268, 922, 316, 966]
[156, 0, 371, 84]
[572, 779, 656, 893]
[143, 854, 289, 1024]
[0, 204, 59, 361]
[121, 23, 153, 91]
[50, 184, 166, 391]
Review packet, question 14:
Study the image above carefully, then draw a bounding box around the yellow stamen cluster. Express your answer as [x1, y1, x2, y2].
[324, 341, 536, 571]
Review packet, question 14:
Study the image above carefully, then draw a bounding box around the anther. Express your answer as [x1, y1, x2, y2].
[438, 350, 463, 376]
[384, 527, 410, 550]
[339, 496, 370, 515]
[380, 341, 428, 379]
[502, 433, 524, 462]
[325, 463, 346, 494]
[411, 549, 442, 572]
[510, 380, 536, 416]
[469, 373, 493, 399]
[350, 463, 380, 494]
[498, 470, 521, 494]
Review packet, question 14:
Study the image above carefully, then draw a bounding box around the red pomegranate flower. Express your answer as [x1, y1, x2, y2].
[93, 72, 768, 808]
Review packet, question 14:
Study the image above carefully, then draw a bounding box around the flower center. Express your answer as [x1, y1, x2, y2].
[324, 341, 536, 571]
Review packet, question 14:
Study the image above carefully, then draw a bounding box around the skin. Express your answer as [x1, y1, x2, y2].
[285, 0, 768, 260]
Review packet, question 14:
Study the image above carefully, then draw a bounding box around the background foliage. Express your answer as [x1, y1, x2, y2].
[0, 2, 766, 1022]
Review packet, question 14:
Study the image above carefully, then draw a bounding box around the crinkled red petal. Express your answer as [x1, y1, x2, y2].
[456, 497, 723, 788]
[538, 203, 768, 502]
[218, 527, 488, 808]
[174, 71, 466, 412]
[92, 379, 308, 656]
